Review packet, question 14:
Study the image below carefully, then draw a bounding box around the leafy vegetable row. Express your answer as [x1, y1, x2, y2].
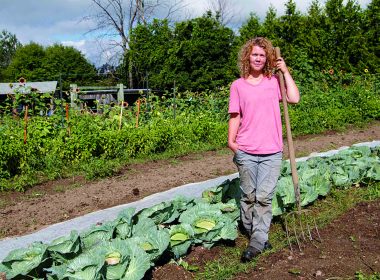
[1, 144, 379, 279]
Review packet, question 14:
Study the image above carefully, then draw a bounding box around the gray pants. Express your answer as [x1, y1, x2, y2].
[233, 150, 282, 250]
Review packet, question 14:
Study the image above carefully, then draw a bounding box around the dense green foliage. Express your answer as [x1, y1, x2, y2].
[0, 30, 21, 80]
[0, 74, 378, 191]
[2, 43, 96, 86]
[128, 13, 235, 91]
[120, 0, 380, 91]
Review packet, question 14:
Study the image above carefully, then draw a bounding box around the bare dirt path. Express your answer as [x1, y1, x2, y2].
[0, 121, 379, 239]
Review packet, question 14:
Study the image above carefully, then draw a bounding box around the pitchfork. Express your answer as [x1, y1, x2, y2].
[275, 47, 322, 252]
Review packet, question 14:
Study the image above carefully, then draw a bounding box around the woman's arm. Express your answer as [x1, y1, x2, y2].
[277, 57, 300, 104]
[228, 113, 240, 153]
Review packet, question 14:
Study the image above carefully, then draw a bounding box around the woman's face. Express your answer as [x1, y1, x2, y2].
[249, 45, 267, 73]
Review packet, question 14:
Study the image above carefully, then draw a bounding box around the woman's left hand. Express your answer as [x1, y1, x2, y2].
[276, 57, 289, 74]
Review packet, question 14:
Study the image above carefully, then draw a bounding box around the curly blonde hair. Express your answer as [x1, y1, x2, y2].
[238, 37, 276, 78]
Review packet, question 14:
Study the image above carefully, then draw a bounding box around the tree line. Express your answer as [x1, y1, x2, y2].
[0, 0, 378, 92]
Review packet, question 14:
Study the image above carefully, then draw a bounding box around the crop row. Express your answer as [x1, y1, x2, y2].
[1, 144, 379, 279]
[1, 76, 379, 192]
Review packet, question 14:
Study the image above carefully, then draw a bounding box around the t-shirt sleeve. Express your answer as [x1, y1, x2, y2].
[228, 81, 240, 114]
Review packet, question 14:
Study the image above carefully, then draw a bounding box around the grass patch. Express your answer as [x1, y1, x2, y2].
[53, 185, 66, 193]
[169, 159, 180, 165]
[0, 229, 7, 239]
[25, 191, 46, 199]
[0, 198, 8, 209]
[355, 271, 380, 280]
[69, 183, 83, 189]
[211, 168, 236, 176]
[193, 182, 380, 280]
[216, 148, 232, 156]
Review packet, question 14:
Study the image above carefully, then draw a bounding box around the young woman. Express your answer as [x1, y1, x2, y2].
[228, 37, 300, 262]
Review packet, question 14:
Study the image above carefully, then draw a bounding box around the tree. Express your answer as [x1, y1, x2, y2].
[3, 42, 45, 82]
[85, 0, 185, 88]
[3, 43, 96, 88]
[167, 12, 235, 91]
[260, 5, 281, 42]
[238, 13, 262, 43]
[301, 0, 328, 70]
[129, 19, 174, 89]
[277, 0, 306, 51]
[0, 30, 21, 81]
[363, 0, 380, 72]
[324, 0, 369, 71]
[42, 44, 97, 87]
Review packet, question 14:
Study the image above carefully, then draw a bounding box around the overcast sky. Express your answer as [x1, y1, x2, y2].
[0, 0, 372, 66]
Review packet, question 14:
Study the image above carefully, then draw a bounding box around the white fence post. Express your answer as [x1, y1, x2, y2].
[70, 84, 78, 109]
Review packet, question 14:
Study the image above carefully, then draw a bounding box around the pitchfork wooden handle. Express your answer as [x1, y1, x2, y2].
[275, 47, 301, 211]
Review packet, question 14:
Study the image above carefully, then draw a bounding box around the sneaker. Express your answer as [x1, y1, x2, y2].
[263, 241, 272, 251]
[241, 246, 261, 262]
[241, 242, 272, 263]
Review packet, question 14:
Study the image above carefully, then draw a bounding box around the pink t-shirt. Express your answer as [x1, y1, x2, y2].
[228, 76, 283, 154]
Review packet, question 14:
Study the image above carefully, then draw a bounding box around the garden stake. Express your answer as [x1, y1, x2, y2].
[23, 105, 28, 144]
[66, 103, 71, 136]
[136, 99, 140, 128]
[275, 47, 321, 252]
[119, 101, 128, 130]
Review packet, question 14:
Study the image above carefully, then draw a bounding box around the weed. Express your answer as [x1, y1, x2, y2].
[212, 169, 236, 176]
[26, 191, 45, 199]
[295, 150, 310, 158]
[0, 229, 7, 239]
[169, 159, 180, 165]
[0, 199, 8, 209]
[364, 183, 380, 200]
[355, 271, 380, 280]
[216, 148, 231, 156]
[69, 183, 83, 189]
[53, 185, 66, 193]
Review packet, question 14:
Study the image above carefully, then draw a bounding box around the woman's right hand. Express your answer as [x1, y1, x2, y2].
[228, 113, 240, 153]
[228, 142, 239, 154]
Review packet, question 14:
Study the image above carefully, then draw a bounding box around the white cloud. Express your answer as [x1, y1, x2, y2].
[62, 39, 122, 66]
[62, 40, 86, 50]
[182, 0, 372, 22]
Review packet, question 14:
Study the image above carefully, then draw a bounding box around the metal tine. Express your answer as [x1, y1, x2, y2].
[298, 212, 307, 241]
[312, 216, 322, 243]
[300, 210, 312, 241]
[284, 213, 294, 252]
[285, 209, 321, 252]
[293, 216, 302, 251]
[285, 212, 302, 252]
[302, 209, 322, 243]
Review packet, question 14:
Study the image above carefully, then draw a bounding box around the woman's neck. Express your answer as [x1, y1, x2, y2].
[246, 71, 264, 85]
[249, 70, 263, 78]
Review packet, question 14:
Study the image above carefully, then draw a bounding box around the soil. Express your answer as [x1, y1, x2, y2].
[0, 121, 379, 279]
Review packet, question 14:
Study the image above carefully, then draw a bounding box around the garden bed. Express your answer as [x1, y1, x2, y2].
[0, 121, 379, 239]
[152, 199, 380, 280]
[0, 122, 380, 279]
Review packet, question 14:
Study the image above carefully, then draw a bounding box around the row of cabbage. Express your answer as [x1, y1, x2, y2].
[1, 144, 379, 279]
[273, 144, 380, 215]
